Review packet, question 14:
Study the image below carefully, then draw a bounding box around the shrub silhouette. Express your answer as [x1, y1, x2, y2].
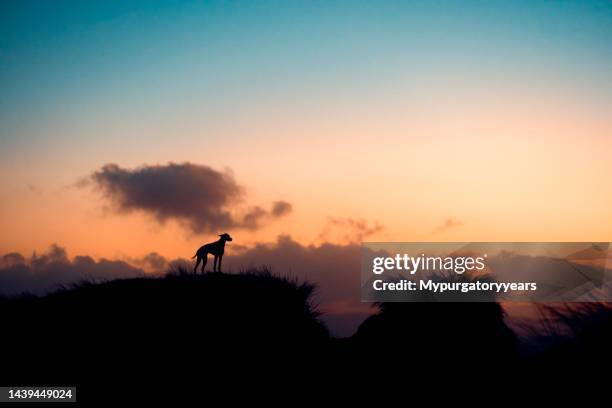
[351, 273, 518, 369]
[351, 302, 517, 367]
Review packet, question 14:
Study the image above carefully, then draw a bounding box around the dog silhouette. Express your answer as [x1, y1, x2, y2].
[192, 233, 233, 274]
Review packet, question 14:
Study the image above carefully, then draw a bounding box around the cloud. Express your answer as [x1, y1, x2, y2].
[240, 201, 293, 229]
[433, 218, 463, 234]
[131, 252, 169, 273]
[318, 217, 383, 243]
[271, 201, 292, 217]
[83, 162, 291, 233]
[0, 245, 146, 296]
[241, 206, 268, 229]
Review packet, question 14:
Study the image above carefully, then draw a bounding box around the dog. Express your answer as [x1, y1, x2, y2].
[192, 233, 233, 274]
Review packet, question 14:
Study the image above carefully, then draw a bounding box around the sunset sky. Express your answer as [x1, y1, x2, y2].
[1, 1, 611, 276]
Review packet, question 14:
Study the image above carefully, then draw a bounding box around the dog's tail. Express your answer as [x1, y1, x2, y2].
[191, 253, 198, 259]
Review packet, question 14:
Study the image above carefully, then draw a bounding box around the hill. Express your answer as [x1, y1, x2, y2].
[0, 268, 331, 395]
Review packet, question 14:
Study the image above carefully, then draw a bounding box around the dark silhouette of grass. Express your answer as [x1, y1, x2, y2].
[527, 302, 612, 369]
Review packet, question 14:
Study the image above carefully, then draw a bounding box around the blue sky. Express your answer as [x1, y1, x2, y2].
[2, 0, 611, 149]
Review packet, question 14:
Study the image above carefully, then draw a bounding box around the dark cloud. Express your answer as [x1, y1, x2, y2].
[1, 252, 26, 267]
[0, 245, 146, 296]
[241, 206, 268, 229]
[131, 252, 169, 273]
[129, 252, 190, 274]
[84, 162, 291, 234]
[88, 162, 240, 232]
[271, 201, 292, 217]
[241, 201, 293, 229]
[318, 217, 383, 243]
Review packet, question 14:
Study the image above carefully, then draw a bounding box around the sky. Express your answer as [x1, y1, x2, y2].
[1, 1, 612, 333]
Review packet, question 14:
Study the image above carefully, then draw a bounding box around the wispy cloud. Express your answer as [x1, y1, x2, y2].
[433, 218, 463, 234]
[318, 217, 383, 244]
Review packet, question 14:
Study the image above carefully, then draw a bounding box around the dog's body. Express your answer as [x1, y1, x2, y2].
[192, 233, 233, 273]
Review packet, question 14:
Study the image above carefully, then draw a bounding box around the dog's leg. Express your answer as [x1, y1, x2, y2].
[213, 255, 218, 272]
[201, 255, 207, 273]
[194, 257, 201, 274]
[218, 254, 223, 273]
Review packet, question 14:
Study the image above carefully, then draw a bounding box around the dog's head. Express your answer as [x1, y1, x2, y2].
[219, 233, 233, 242]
